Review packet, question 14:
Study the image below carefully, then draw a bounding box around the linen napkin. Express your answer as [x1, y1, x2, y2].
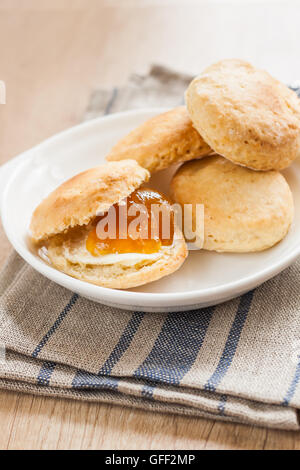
[0, 66, 300, 430]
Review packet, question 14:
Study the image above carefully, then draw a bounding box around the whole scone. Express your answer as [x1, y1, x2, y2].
[170, 155, 294, 252]
[186, 59, 300, 171]
[106, 106, 211, 173]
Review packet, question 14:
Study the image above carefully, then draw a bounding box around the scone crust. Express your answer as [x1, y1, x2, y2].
[47, 225, 187, 289]
[186, 59, 300, 170]
[170, 155, 294, 252]
[30, 160, 150, 242]
[106, 106, 211, 173]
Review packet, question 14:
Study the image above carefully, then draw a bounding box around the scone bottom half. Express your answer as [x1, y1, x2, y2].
[30, 160, 188, 289]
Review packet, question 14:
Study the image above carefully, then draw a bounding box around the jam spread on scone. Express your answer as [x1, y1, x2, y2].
[86, 189, 174, 256]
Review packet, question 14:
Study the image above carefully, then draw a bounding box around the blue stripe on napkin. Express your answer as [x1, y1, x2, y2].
[37, 361, 56, 386]
[72, 371, 119, 389]
[134, 307, 215, 385]
[71, 311, 144, 388]
[204, 290, 254, 393]
[98, 311, 145, 375]
[32, 293, 79, 358]
[283, 360, 300, 406]
[218, 394, 227, 416]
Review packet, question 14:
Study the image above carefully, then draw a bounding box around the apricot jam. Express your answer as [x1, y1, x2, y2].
[86, 188, 174, 256]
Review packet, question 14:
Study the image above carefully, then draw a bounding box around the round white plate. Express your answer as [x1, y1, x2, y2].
[1, 108, 300, 312]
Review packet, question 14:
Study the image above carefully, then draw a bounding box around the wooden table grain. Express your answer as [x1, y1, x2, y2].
[0, 0, 300, 450]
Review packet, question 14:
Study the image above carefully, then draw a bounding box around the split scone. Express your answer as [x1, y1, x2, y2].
[106, 106, 211, 173]
[170, 155, 294, 253]
[30, 160, 187, 289]
[186, 59, 300, 171]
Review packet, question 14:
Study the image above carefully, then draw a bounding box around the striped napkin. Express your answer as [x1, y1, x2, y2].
[0, 66, 300, 430]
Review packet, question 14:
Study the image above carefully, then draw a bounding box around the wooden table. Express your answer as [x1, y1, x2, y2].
[0, 0, 300, 450]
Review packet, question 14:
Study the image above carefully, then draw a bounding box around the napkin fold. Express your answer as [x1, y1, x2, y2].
[0, 66, 300, 430]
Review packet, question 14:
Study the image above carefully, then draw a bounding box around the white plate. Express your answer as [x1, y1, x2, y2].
[1, 108, 300, 312]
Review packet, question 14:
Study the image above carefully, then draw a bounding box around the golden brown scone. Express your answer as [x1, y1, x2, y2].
[186, 59, 300, 171]
[106, 106, 211, 173]
[46, 225, 187, 289]
[30, 160, 187, 289]
[30, 160, 150, 242]
[170, 155, 294, 252]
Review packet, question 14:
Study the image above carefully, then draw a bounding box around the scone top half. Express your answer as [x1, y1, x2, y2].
[30, 160, 149, 243]
[186, 59, 300, 171]
[30, 160, 187, 289]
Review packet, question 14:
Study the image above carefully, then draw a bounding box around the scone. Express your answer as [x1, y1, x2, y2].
[170, 155, 294, 252]
[30, 160, 187, 289]
[106, 106, 211, 173]
[186, 59, 300, 171]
